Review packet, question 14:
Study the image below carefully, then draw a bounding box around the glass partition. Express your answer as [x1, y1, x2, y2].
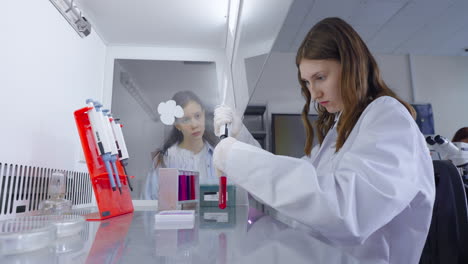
[231, 0, 294, 114]
[111, 59, 219, 198]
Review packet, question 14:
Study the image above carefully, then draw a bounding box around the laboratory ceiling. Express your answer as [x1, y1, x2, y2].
[76, 0, 230, 49]
[274, 0, 468, 56]
[77, 0, 468, 55]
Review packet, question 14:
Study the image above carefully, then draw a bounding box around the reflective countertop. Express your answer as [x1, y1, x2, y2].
[1, 206, 366, 264]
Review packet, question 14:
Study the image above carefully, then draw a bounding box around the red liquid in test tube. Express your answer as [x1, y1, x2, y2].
[219, 176, 227, 209]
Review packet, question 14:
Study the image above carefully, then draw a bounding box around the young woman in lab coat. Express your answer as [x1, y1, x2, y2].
[213, 17, 435, 264]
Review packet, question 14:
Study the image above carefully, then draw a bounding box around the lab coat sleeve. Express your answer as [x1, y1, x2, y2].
[236, 124, 262, 148]
[224, 99, 428, 244]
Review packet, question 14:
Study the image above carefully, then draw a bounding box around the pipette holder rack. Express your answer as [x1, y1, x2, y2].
[74, 107, 134, 221]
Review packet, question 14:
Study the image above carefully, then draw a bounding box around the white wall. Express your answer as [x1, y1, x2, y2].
[1, 1, 106, 171]
[412, 55, 468, 139]
[374, 54, 413, 102]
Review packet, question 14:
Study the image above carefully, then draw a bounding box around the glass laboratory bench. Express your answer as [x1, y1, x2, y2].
[0, 205, 367, 264]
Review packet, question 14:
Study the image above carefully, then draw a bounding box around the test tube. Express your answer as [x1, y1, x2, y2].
[218, 124, 229, 209]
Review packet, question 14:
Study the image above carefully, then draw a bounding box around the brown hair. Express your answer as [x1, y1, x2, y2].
[296, 17, 416, 155]
[452, 127, 468, 143]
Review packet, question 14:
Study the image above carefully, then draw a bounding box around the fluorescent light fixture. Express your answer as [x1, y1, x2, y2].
[49, 0, 91, 38]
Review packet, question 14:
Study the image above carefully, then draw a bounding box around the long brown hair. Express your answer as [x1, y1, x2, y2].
[296, 17, 415, 155]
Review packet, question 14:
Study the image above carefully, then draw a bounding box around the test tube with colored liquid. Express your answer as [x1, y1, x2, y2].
[218, 124, 229, 209]
[219, 176, 227, 209]
[190, 172, 197, 200]
[179, 170, 187, 201]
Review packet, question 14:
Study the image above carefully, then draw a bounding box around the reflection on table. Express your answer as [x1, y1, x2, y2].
[2, 206, 369, 264]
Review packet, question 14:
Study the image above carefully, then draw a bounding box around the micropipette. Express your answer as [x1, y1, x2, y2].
[111, 118, 133, 191]
[86, 99, 117, 192]
[102, 109, 123, 194]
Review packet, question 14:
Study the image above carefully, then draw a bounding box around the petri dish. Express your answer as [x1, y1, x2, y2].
[0, 215, 85, 255]
[55, 234, 85, 254]
[32, 215, 86, 237]
[0, 217, 57, 255]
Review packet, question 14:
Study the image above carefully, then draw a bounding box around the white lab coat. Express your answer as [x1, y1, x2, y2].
[223, 96, 435, 264]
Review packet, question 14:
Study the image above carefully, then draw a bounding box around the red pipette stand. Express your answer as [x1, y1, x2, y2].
[74, 107, 134, 221]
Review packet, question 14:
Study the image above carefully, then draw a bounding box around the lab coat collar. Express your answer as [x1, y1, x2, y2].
[333, 112, 342, 128]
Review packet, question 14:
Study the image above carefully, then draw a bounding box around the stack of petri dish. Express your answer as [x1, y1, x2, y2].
[0, 214, 85, 256]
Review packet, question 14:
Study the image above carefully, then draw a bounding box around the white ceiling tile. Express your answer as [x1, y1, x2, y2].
[291, 0, 362, 50]
[273, 0, 316, 52]
[436, 27, 468, 56]
[353, 24, 383, 44]
[395, 0, 468, 54]
[369, 0, 455, 54]
[347, 1, 407, 27]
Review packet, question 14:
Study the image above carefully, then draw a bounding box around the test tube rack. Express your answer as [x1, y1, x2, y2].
[74, 106, 134, 221]
[158, 168, 199, 211]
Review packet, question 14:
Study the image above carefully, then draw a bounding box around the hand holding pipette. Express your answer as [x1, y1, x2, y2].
[214, 105, 242, 139]
[213, 105, 244, 209]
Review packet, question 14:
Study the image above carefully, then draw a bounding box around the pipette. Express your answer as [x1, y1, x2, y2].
[85, 99, 117, 192]
[217, 69, 236, 209]
[102, 109, 123, 194]
[110, 117, 134, 191]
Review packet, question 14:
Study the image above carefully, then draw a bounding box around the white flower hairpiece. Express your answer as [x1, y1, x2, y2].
[157, 100, 184, 125]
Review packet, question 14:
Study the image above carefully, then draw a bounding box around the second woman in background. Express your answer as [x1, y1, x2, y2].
[141, 91, 219, 200]
[141, 90, 260, 199]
